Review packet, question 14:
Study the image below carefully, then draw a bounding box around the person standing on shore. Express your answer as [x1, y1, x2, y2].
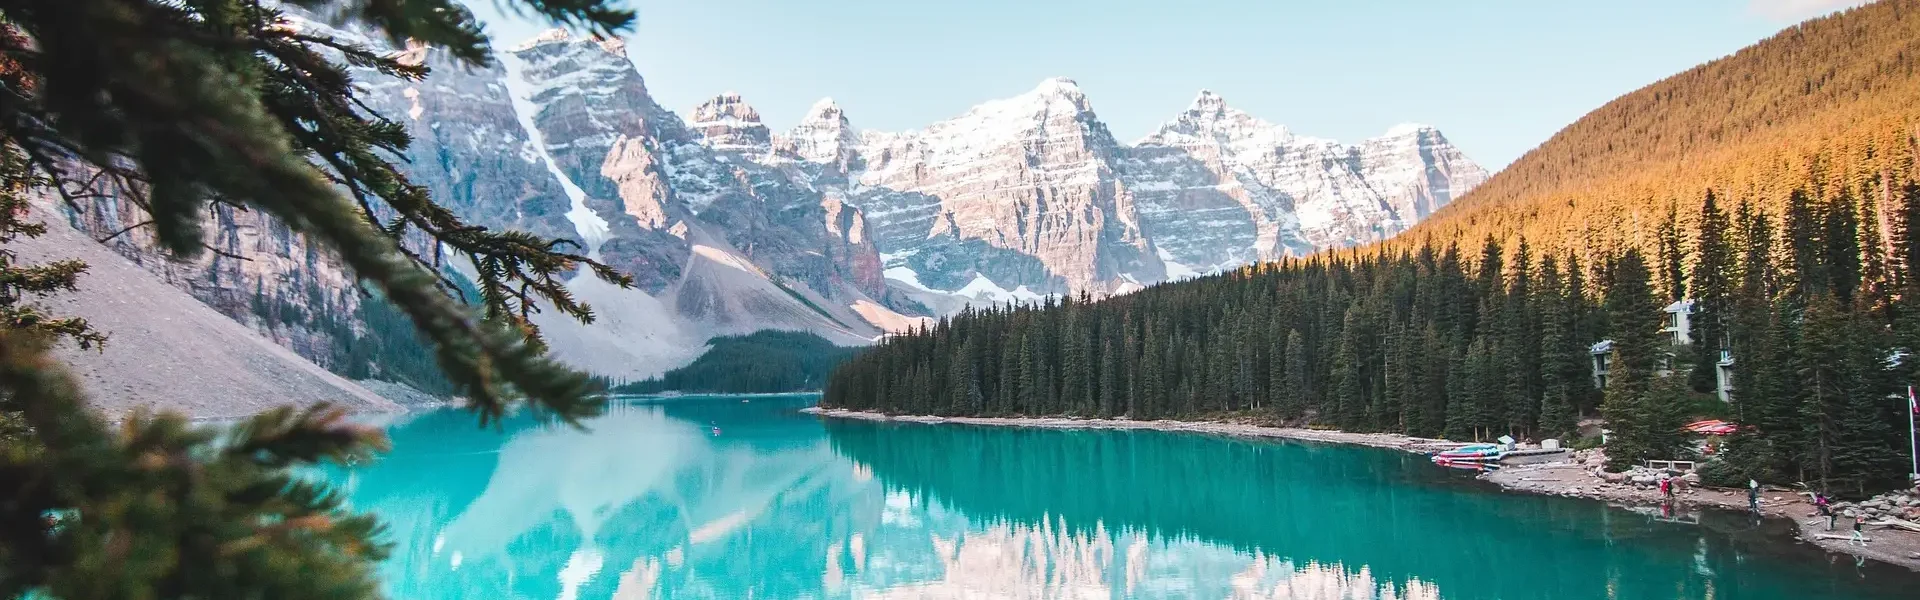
[1814, 492, 1835, 530]
[1747, 480, 1760, 513]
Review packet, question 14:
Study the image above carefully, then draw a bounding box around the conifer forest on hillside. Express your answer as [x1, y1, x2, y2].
[825, 2, 1920, 497]
[825, 183, 1920, 495]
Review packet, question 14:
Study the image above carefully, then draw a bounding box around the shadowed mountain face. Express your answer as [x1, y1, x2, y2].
[317, 397, 1919, 600]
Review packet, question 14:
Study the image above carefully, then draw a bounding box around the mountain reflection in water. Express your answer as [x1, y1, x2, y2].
[316, 395, 1915, 600]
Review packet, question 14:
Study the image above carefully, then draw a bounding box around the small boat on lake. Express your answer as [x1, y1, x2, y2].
[1434, 443, 1502, 460]
[1432, 456, 1501, 471]
[1431, 443, 1506, 470]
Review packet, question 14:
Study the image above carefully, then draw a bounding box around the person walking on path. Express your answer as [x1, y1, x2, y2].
[1814, 493, 1835, 530]
[1850, 514, 1868, 546]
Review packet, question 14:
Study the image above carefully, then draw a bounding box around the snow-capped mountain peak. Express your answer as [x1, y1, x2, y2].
[1380, 122, 1435, 138]
[961, 77, 1097, 124]
[780, 98, 859, 168]
[805, 97, 846, 122]
[1188, 89, 1228, 115]
[511, 28, 573, 51]
[1028, 76, 1093, 110]
[691, 92, 772, 152]
[1139, 89, 1290, 149]
[1033, 76, 1084, 95]
[1353, 123, 1487, 223]
[509, 28, 629, 60]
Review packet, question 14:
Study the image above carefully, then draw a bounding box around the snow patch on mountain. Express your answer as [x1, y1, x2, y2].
[953, 274, 1046, 304]
[497, 41, 611, 256]
[1157, 247, 1201, 281]
[883, 266, 931, 291]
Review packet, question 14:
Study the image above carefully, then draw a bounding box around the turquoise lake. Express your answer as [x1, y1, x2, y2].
[318, 394, 1920, 599]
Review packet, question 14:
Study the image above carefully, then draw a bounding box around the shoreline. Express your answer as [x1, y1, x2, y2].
[804, 407, 1920, 571]
[800, 407, 1452, 451]
[615, 391, 823, 400]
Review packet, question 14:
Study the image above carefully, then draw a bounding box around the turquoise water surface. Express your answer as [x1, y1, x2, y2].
[318, 395, 1920, 599]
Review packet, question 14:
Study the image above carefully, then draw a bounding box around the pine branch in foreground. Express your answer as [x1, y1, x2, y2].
[0, 330, 393, 599]
[0, 0, 636, 423]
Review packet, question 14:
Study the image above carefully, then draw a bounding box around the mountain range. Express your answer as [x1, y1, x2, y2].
[63, 10, 1487, 381]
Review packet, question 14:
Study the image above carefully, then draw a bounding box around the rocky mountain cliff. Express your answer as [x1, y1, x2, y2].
[22, 200, 397, 418]
[758, 80, 1488, 300]
[52, 7, 1485, 381]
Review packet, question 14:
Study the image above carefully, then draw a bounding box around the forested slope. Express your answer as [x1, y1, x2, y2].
[1398, 0, 1920, 257]
[616, 331, 856, 394]
[823, 2, 1920, 495]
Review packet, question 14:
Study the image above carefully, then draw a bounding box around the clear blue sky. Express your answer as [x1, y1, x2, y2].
[466, 0, 1869, 170]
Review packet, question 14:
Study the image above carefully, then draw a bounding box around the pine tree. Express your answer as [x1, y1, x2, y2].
[1281, 329, 1308, 420]
[1855, 188, 1892, 319]
[947, 334, 981, 415]
[1017, 330, 1038, 412]
[1657, 204, 1688, 302]
[1414, 325, 1453, 438]
[1328, 306, 1367, 427]
[1098, 336, 1119, 417]
[1060, 309, 1088, 414]
[1563, 252, 1602, 415]
[1504, 238, 1540, 435]
[1602, 249, 1663, 471]
[1688, 190, 1734, 394]
[1267, 314, 1288, 414]
[1536, 256, 1580, 440]
[1381, 317, 1413, 433]
[1830, 310, 1905, 495]
[1823, 190, 1862, 306]
[1444, 341, 1472, 440]
[1141, 326, 1165, 419]
[1784, 189, 1826, 302]
[1798, 296, 1856, 490]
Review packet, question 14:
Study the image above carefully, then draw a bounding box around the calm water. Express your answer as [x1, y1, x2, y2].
[318, 395, 1920, 599]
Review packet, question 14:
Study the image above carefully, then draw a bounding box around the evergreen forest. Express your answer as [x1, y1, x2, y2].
[614, 330, 855, 394]
[825, 183, 1920, 496]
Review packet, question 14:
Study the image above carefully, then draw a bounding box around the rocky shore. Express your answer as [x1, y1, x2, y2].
[806, 407, 1920, 570]
[1486, 453, 1920, 570]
